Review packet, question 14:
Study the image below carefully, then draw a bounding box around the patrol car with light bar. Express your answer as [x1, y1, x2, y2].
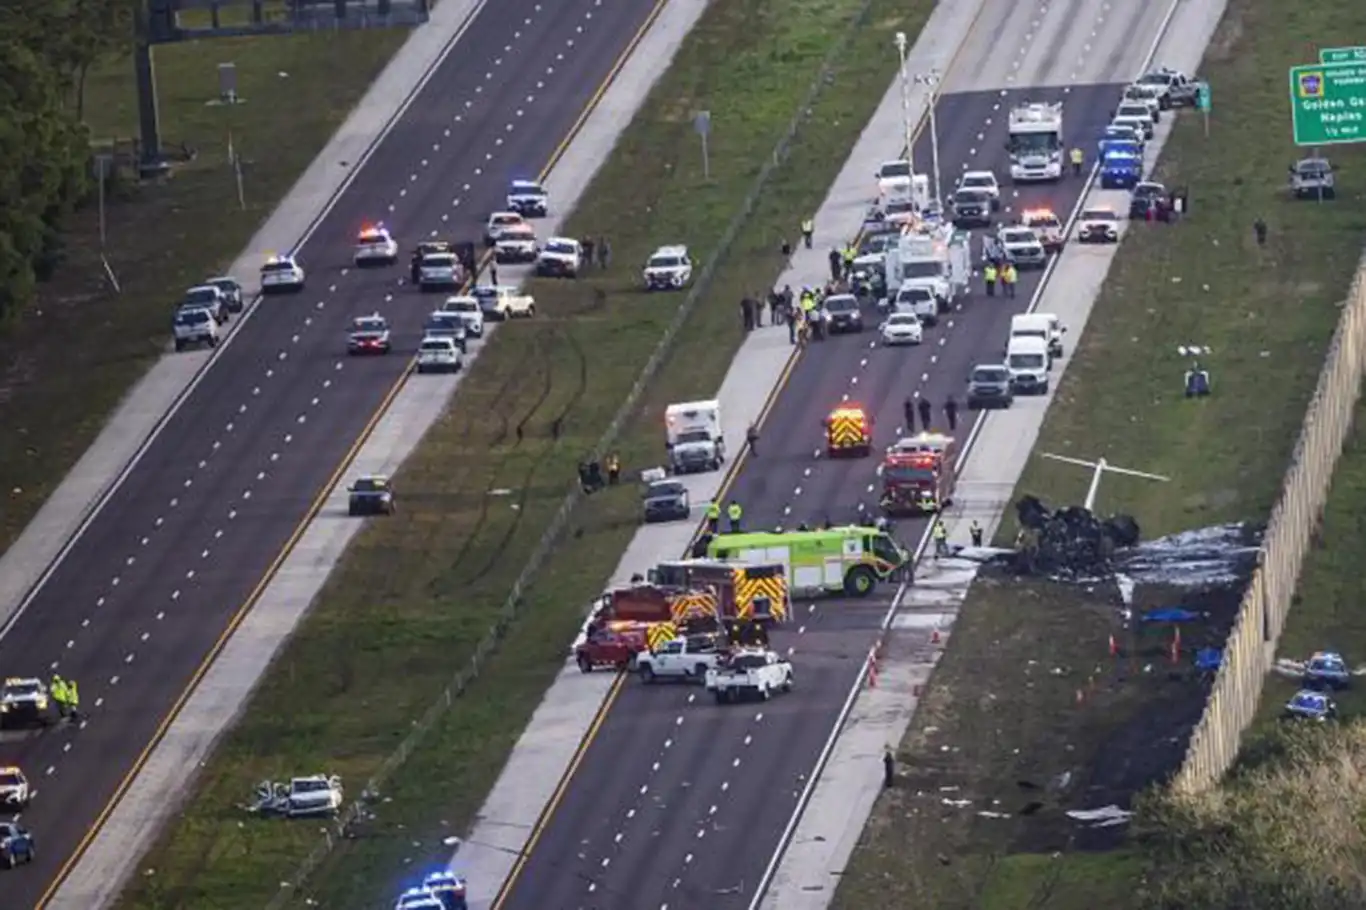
[259, 253, 306, 293]
[505, 180, 549, 218]
[353, 224, 399, 266]
[1020, 209, 1064, 252]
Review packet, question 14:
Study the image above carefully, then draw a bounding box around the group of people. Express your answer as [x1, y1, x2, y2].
[50, 674, 81, 721]
[980, 259, 1019, 298]
[903, 396, 960, 433]
[577, 453, 622, 493]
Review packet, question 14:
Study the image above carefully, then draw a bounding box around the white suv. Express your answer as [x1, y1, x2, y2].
[642, 245, 692, 290]
[416, 336, 462, 373]
[173, 307, 220, 352]
[438, 296, 485, 338]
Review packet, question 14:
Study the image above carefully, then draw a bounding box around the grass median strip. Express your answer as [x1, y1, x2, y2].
[0, 22, 409, 554]
[112, 0, 934, 907]
[831, 0, 1366, 907]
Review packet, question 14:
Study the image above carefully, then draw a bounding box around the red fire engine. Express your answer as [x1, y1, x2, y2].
[879, 432, 957, 515]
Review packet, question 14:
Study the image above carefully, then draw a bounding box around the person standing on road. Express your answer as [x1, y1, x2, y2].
[1069, 147, 1084, 177]
[50, 675, 69, 719]
[1002, 263, 1018, 298]
[741, 297, 756, 331]
[943, 395, 959, 432]
[918, 397, 932, 431]
[788, 309, 798, 345]
[883, 747, 897, 789]
[706, 502, 720, 533]
[842, 245, 856, 279]
[606, 453, 621, 485]
[969, 520, 984, 547]
[828, 248, 842, 283]
[581, 236, 596, 266]
[983, 262, 998, 297]
[801, 217, 815, 249]
[903, 397, 916, 433]
[68, 679, 81, 721]
[598, 237, 612, 269]
[746, 423, 760, 457]
[489, 263, 499, 286]
[727, 501, 744, 533]
[932, 518, 950, 557]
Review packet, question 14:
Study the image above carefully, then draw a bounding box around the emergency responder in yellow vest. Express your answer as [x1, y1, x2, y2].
[983, 262, 998, 297]
[726, 501, 743, 533]
[706, 502, 721, 533]
[932, 518, 949, 557]
[801, 218, 814, 249]
[1001, 263, 1018, 298]
[841, 246, 856, 279]
[605, 453, 621, 485]
[67, 678, 80, 720]
[50, 675, 69, 718]
[918, 489, 938, 513]
[1069, 147, 1084, 177]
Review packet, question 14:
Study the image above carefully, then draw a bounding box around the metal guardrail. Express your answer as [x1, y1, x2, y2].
[262, 0, 887, 904]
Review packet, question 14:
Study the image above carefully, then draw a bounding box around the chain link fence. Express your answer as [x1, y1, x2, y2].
[262, 0, 886, 904]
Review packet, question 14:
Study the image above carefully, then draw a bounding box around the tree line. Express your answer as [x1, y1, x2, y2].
[0, 0, 134, 321]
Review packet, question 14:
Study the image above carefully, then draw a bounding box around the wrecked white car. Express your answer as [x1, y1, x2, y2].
[247, 774, 344, 818]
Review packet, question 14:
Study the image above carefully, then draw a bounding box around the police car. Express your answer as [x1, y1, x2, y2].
[1020, 209, 1064, 252]
[484, 211, 526, 245]
[260, 254, 306, 293]
[347, 314, 392, 355]
[395, 887, 445, 910]
[535, 237, 583, 278]
[494, 224, 539, 264]
[0, 678, 55, 728]
[1304, 650, 1352, 690]
[1283, 688, 1335, 722]
[422, 870, 469, 909]
[1098, 123, 1144, 157]
[505, 180, 549, 218]
[354, 224, 399, 266]
[418, 250, 463, 290]
[1075, 207, 1120, 243]
[0, 821, 35, 869]
[0, 767, 30, 810]
[642, 245, 693, 290]
[995, 225, 1047, 269]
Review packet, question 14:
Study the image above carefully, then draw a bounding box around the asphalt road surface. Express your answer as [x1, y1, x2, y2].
[495, 79, 1126, 910]
[0, 0, 663, 903]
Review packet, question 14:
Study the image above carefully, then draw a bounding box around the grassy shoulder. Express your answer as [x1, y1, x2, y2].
[831, 0, 1366, 907]
[112, 0, 934, 908]
[0, 22, 409, 553]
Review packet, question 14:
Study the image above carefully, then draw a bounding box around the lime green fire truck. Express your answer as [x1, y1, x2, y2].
[706, 526, 910, 597]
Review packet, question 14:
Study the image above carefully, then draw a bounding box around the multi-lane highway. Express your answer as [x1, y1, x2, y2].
[491, 1, 1175, 907]
[0, 0, 666, 904]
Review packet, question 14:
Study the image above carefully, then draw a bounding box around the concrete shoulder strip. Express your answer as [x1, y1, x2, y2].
[0, 0, 487, 627]
[45, 0, 707, 907]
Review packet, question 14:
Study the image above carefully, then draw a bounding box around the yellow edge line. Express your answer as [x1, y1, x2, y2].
[35, 0, 673, 905]
[486, 0, 994, 902]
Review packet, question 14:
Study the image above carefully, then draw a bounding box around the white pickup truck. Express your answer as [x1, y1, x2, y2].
[637, 635, 725, 683]
[705, 649, 794, 703]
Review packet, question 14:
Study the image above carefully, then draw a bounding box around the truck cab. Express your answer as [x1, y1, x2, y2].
[636, 634, 725, 683]
[665, 399, 725, 474]
[1009, 313, 1066, 359]
[1006, 335, 1050, 394]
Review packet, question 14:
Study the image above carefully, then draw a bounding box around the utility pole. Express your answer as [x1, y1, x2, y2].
[1040, 453, 1170, 512]
[914, 68, 943, 210]
[893, 32, 913, 165]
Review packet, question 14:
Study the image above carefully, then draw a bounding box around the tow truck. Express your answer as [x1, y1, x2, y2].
[1020, 208, 1064, 253]
[824, 404, 873, 457]
[880, 432, 957, 515]
[636, 633, 727, 683]
[705, 649, 793, 703]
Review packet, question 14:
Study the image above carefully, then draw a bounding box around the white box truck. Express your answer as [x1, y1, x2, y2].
[665, 400, 725, 474]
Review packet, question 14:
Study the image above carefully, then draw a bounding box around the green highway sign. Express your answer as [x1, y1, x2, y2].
[1197, 82, 1211, 112]
[1289, 61, 1366, 146]
[1321, 46, 1366, 65]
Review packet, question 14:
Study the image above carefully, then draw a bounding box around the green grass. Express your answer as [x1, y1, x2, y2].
[110, 0, 935, 907]
[831, 0, 1366, 906]
[0, 23, 409, 553]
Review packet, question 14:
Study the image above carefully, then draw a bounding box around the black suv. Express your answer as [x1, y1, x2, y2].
[951, 188, 993, 227]
[823, 294, 863, 334]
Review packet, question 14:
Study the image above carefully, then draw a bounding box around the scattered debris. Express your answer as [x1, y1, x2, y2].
[1066, 805, 1133, 828]
[245, 774, 344, 818]
[1010, 495, 1141, 577]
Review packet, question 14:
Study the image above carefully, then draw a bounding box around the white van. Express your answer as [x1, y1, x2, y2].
[894, 284, 939, 325]
[1009, 313, 1066, 360]
[1006, 335, 1050, 394]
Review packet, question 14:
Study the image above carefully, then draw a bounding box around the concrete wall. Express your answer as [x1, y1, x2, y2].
[1172, 252, 1366, 794]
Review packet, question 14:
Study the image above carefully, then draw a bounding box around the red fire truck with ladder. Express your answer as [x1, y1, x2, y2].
[879, 432, 958, 515]
[574, 560, 789, 672]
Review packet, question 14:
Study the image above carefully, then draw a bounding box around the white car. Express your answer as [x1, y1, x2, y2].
[505, 180, 549, 218]
[473, 284, 536, 319]
[875, 158, 913, 196]
[642, 244, 693, 290]
[494, 224, 538, 263]
[172, 306, 220, 351]
[536, 237, 583, 278]
[438, 295, 485, 338]
[353, 225, 399, 266]
[0, 766, 31, 810]
[394, 888, 445, 910]
[880, 312, 924, 346]
[484, 211, 526, 245]
[1112, 112, 1153, 140]
[957, 170, 1001, 208]
[1020, 208, 1064, 252]
[259, 254, 305, 293]
[418, 251, 462, 290]
[704, 649, 794, 704]
[1122, 83, 1164, 120]
[416, 335, 462, 373]
[882, 195, 917, 227]
[1076, 207, 1120, 243]
[996, 225, 1047, 269]
[283, 775, 343, 817]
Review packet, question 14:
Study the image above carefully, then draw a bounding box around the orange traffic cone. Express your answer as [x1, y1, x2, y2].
[867, 648, 879, 688]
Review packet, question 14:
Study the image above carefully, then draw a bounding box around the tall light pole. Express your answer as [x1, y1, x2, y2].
[893, 32, 913, 173]
[914, 68, 943, 208]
